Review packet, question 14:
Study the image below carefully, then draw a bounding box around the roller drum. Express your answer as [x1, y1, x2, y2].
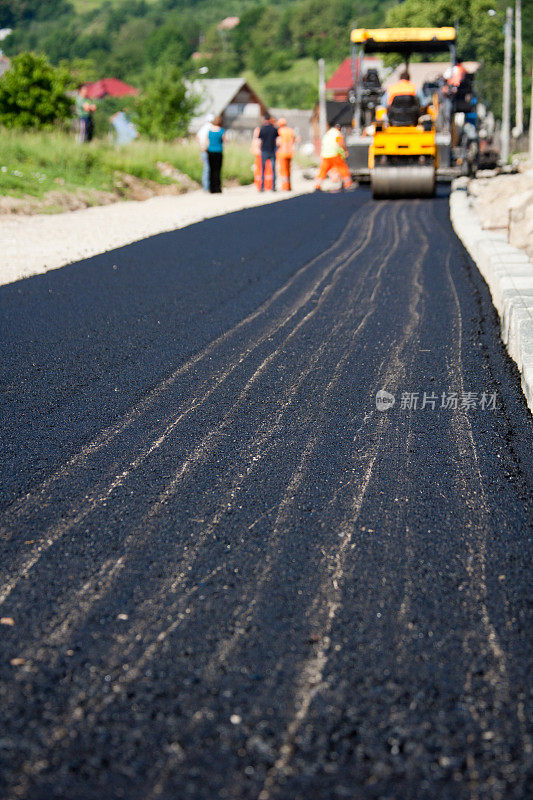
[371, 166, 435, 199]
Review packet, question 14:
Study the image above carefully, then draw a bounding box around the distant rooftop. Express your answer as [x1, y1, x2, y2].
[217, 17, 240, 31]
[187, 77, 267, 132]
[327, 57, 384, 91]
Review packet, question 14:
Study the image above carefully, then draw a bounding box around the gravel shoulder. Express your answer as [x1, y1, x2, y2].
[0, 169, 314, 287]
[469, 165, 533, 260]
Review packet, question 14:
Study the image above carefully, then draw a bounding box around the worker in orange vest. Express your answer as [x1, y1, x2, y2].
[315, 122, 353, 192]
[386, 70, 417, 106]
[276, 118, 299, 191]
[445, 61, 467, 88]
[251, 125, 273, 190]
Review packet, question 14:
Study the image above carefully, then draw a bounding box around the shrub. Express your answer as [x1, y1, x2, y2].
[132, 65, 197, 141]
[0, 51, 71, 129]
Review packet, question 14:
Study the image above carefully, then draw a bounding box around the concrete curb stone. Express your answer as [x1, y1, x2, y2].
[450, 187, 533, 413]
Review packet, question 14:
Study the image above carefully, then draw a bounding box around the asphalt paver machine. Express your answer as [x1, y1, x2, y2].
[347, 27, 459, 198]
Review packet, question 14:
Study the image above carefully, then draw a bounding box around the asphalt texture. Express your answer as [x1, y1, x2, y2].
[0, 187, 532, 800]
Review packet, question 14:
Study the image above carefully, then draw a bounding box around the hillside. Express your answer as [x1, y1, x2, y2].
[1, 0, 531, 115]
[1, 0, 391, 109]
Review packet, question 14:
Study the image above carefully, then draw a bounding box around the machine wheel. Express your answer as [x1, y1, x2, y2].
[371, 166, 436, 199]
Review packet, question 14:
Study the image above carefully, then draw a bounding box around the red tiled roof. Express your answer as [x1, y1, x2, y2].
[84, 78, 139, 99]
[326, 59, 352, 90]
[326, 56, 382, 90]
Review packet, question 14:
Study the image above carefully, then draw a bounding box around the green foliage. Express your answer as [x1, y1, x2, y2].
[0, 0, 72, 27]
[132, 66, 197, 141]
[2, 0, 386, 98]
[2, 0, 530, 118]
[58, 58, 99, 87]
[386, 0, 533, 114]
[0, 52, 71, 129]
[0, 129, 254, 200]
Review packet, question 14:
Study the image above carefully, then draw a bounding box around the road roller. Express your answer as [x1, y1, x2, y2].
[346, 27, 459, 198]
[369, 103, 437, 199]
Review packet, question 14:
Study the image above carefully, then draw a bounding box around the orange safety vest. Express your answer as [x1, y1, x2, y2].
[277, 125, 295, 157]
[448, 63, 467, 87]
[250, 126, 261, 156]
[386, 79, 416, 106]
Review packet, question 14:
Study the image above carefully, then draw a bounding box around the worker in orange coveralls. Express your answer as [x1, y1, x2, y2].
[315, 122, 353, 191]
[251, 126, 273, 190]
[276, 118, 299, 191]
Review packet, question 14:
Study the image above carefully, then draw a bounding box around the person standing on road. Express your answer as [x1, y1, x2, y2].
[197, 113, 214, 192]
[276, 118, 299, 191]
[207, 115, 225, 194]
[75, 85, 96, 144]
[258, 113, 278, 192]
[315, 122, 353, 192]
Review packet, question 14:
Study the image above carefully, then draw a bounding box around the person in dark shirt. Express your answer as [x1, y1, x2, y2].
[258, 113, 277, 191]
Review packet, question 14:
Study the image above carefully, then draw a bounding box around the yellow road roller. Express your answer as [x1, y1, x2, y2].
[369, 112, 437, 199]
[349, 27, 457, 199]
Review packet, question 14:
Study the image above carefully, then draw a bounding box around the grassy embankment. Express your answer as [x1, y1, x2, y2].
[0, 130, 255, 203]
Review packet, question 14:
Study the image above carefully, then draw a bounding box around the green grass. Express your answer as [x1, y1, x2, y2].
[0, 130, 254, 200]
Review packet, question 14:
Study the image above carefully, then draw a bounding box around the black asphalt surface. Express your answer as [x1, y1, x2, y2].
[0, 188, 532, 800]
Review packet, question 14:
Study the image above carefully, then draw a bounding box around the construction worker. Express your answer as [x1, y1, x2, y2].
[315, 122, 353, 192]
[258, 112, 278, 192]
[445, 61, 467, 89]
[385, 70, 416, 107]
[276, 118, 298, 191]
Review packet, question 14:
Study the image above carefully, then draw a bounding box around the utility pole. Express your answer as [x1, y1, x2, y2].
[530, 67, 533, 161]
[318, 58, 327, 141]
[501, 6, 513, 163]
[515, 0, 523, 136]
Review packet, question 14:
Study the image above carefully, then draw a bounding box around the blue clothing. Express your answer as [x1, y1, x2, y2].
[208, 128, 225, 153]
[465, 95, 478, 126]
[110, 111, 138, 145]
[201, 150, 210, 191]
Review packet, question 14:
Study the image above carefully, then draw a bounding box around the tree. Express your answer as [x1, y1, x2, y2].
[0, 51, 71, 129]
[0, 0, 72, 27]
[132, 65, 197, 141]
[385, 0, 507, 111]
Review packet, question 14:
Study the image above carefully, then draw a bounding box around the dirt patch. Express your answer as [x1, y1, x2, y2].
[0, 188, 118, 215]
[469, 163, 533, 260]
[156, 162, 199, 192]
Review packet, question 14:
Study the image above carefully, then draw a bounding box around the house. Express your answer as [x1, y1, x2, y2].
[269, 107, 313, 144]
[187, 78, 268, 136]
[326, 56, 385, 102]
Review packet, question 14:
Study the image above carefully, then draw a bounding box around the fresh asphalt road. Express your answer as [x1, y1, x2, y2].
[0, 188, 532, 800]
